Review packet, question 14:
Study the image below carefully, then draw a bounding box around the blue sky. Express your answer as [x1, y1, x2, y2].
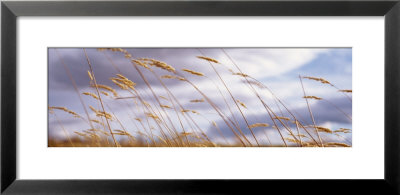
[48, 48, 352, 146]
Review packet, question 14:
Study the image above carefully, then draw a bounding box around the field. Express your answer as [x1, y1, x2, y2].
[48, 48, 352, 147]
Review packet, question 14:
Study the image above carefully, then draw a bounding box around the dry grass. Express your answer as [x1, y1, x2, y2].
[49, 48, 352, 147]
[182, 68, 205, 77]
[49, 106, 81, 118]
[248, 123, 270, 128]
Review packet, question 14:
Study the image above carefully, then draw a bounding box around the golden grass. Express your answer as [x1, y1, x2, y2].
[49, 48, 352, 147]
[236, 99, 247, 109]
[190, 99, 205, 103]
[89, 105, 113, 120]
[160, 104, 172, 109]
[142, 58, 175, 73]
[49, 106, 81, 118]
[273, 116, 290, 121]
[334, 128, 351, 133]
[182, 68, 204, 76]
[82, 92, 99, 100]
[324, 142, 351, 147]
[91, 84, 118, 97]
[197, 56, 220, 64]
[303, 96, 322, 100]
[315, 126, 333, 134]
[303, 76, 332, 85]
[248, 123, 270, 128]
[87, 70, 94, 81]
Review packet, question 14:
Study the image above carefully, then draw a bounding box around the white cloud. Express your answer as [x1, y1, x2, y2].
[215, 48, 328, 78]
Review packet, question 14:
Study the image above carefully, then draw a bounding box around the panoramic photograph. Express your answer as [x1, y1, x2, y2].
[48, 48, 352, 147]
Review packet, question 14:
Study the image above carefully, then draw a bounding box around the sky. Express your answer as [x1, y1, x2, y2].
[48, 48, 352, 146]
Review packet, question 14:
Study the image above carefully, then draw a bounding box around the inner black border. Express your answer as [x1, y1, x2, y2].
[2, 1, 400, 194]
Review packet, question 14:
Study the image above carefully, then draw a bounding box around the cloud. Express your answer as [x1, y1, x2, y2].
[214, 48, 328, 78]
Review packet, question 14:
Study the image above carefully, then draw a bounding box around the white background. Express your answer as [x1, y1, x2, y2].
[17, 17, 384, 179]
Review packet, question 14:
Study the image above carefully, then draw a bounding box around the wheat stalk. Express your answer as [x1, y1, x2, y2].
[83, 49, 118, 146]
[248, 123, 270, 128]
[91, 84, 118, 97]
[197, 56, 220, 64]
[334, 128, 351, 133]
[315, 126, 333, 134]
[303, 76, 332, 85]
[190, 99, 205, 103]
[182, 68, 204, 76]
[300, 75, 324, 147]
[49, 106, 81, 118]
[338, 89, 352, 93]
[82, 92, 99, 100]
[303, 96, 322, 100]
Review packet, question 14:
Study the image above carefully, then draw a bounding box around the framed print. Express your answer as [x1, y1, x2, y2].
[1, 0, 400, 194]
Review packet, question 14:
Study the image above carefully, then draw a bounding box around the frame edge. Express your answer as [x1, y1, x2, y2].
[3, 0, 399, 16]
[385, 1, 400, 194]
[1, 1, 17, 194]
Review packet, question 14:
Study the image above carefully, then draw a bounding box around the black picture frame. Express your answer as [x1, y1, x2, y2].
[1, 0, 399, 194]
